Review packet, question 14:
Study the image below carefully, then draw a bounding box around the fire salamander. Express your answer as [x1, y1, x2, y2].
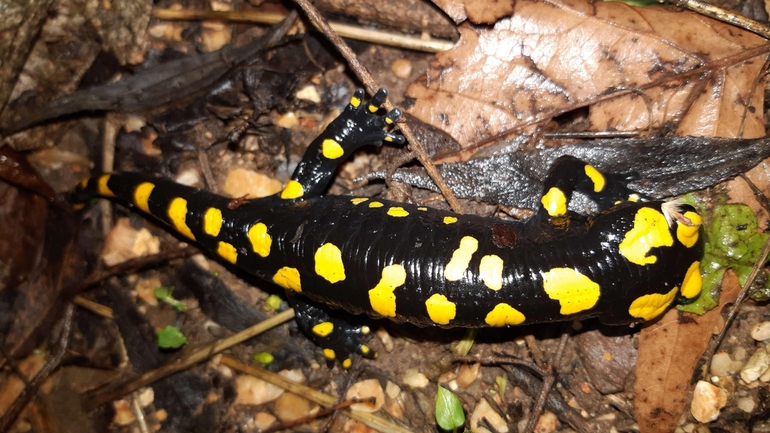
[72, 88, 704, 368]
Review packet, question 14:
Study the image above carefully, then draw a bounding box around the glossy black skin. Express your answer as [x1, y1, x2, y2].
[72, 89, 704, 364]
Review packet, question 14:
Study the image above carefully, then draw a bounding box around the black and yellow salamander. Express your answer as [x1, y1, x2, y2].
[72, 88, 704, 368]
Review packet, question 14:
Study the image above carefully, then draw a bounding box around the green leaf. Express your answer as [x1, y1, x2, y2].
[453, 328, 477, 356]
[265, 294, 283, 311]
[253, 352, 274, 365]
[157, 326, 188, 349]
[678, 203, 770, 313]
[154, 286, 186, 312]
[435, 386, 464, 431]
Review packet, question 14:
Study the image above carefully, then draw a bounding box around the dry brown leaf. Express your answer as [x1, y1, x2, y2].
[407, 0, 768, 149]
[634, 271, 741, 433]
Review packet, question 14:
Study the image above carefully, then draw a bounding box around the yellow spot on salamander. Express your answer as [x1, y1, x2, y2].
[387, 207, 409, 217]
[443, 216, 458, 224]
[584, 165, 605, 192]
[315, 243, 346, 283]
[479, 255, 504, 291]
[78, 177, 89, 189]
[360, 326, 370, 335]
[97, 174, 115, 197]
[312, 322, 334, 337]
[168, 197, 196, 240]
[323, 348, 335, 359]
[342, 358, 352, 369]
[417, 207, 427, 211]
[541, 187, 567, 217]
[628, 286, 678, 321]
[280, 180, 304, 199]
[134, 182, 155, 213]
[217, 241, 238, 264]
[485, 303, 526, 326]
[203, 207, 223, 236]
[368, 201, 384, 208]
[321, 139, 345, 159]
[618, 207, 673, 265]
[425, 294, 456, 325]
[248, 222, 271, 257]
[368, 104, 378, 113]
[350, 96, 361, 107]
[360, 345, 370, 355]
[351, 198, 368, 205]
[542, 268, 600, 315]
[368, 264, 406, 318]
[273, 267, 301, 292]
[680, 261, 702, 299]
[444, 236, 478, 281]
[628, 194, 640, 202]
[677, 211, 702, 248]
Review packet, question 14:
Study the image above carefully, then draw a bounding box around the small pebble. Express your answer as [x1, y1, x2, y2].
[470, 399, 509, 433]
[138, 387, 154, 407]
[751, 321, 770, 341]
[391, 58, 413, 79]
[346, 378, 385, 412]
[112, 400, 135, 426]
[101, 218, 160, 266]
[296, 85, 321, 103]
[254, 412, 276, 430]
[175, 169, 201, 187]
[385, 380, 401, 399]
[274, 393, 316, 422]
[740, 347, 770, 383]
[710, 352, 732, 377]
[402, 369, 429, 388]
[233, 375, 283, 406]
[534, 411, 558, 433]
[736, 396, 756, 413]
[375, 327, 394, 352]
[134, 276, 163, 306]
[223, 168, 282, 199]
[276, 111, 299, 129]
[690, 380, 727, 423]
[456, 362, 480, 388]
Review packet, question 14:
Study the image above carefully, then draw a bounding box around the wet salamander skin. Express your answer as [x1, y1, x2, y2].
[72, 88, 705, 365]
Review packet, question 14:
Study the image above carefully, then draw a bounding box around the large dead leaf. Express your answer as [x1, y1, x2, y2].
[634, 272, 741, 433]
[407, 0, 768, 149]
[405, 2, 769, 431]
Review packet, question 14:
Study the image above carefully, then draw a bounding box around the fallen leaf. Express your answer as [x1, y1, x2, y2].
[634, 271, 741, 433]
[408, 0, 768, 150]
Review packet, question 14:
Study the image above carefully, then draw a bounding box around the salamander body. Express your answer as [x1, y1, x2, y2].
[72, 89, 704, 366]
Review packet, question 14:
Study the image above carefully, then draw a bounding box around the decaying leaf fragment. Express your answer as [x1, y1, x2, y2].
[634, 272, 740, 433]
[408, 0, 768, 147]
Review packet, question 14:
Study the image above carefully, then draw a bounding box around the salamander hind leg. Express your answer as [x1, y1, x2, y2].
[281, 88, 404, 200]
[289, 294, 376, 369]
[538, 155, 651, 219]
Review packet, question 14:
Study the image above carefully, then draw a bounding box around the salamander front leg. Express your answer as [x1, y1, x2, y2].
[279, 88, 404, 200]
[288, 293, 377, 369]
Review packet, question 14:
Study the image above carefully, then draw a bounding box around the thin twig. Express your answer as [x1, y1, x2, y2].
[262, 397, 373, 433]
[220, 356, 412, 433]
[0, 304, 75, 432]
[153, 9, 454, 53]
[523, 331, 570, 433]
[82, 308, 295, 410]
[292, 0, 464, 213]
[670, 0, 770, 39]
[82, 245, 198, 287]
